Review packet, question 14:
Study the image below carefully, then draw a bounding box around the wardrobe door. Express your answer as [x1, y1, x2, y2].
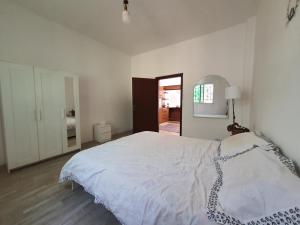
[35, 68, 65, 160]
[62, 75, 81, 153]
[0, 62, 39, 170]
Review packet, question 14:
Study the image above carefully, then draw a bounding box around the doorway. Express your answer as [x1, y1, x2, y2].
[156, 74, 183, 136]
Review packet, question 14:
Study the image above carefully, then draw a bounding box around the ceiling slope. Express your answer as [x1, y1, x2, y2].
[13, 0, 258, 55]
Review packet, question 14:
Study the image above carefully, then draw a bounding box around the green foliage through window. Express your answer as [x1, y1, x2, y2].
[193, 84, 214, 104]
[194, 85, 201, 103]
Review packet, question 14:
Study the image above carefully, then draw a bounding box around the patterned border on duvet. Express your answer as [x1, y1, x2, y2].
[255, 133, 298, 176]
[263, 143, 297, 176]
[207, 145, 300, 225]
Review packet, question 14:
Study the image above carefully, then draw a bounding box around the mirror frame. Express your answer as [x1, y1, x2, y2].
[193, 75, 229, 119]
[62, 73, 81, 152]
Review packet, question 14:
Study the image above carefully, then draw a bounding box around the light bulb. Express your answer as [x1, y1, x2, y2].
[122, 9, 130, 24]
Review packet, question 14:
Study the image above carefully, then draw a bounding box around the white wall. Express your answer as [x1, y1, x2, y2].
[132, 18, 256, 140]
[0, 0, 132, 165]
[251, 0, 300, 166]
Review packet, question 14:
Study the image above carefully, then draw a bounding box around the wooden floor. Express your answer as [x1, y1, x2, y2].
[0, 149, 122, 225]
[159, 121, 180, 136]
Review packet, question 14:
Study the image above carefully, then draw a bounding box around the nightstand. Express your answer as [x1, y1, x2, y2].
[94, 123, 112, 143]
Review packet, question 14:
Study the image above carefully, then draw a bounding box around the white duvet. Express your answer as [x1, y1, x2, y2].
[59, 131, 220, 225]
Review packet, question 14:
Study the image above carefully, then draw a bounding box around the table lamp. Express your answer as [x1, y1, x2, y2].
[225, 86, 241, 124]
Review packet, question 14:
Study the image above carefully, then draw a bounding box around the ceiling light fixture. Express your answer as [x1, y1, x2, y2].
[122, 0, 130, 24]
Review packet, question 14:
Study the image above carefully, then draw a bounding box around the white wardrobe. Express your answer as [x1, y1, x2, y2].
[0, 62, 81, 172]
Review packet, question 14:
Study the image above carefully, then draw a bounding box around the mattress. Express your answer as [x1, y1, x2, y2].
[60, 131, 220, 225]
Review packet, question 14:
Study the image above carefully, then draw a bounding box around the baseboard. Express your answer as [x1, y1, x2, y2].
[112, 130, 133, 139]
[81, 130, 133, 150]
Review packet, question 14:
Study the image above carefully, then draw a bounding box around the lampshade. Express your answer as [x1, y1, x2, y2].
[122, 9, 130, 24]
[122, 0, 130, 24]
[225, 86, 241, 100]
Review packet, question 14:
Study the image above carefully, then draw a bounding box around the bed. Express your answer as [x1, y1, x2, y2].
[59, 131, 300, 225]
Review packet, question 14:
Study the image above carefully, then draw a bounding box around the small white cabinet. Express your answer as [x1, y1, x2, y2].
[94, 124, 111, 143]
[0, 61, 81, 171]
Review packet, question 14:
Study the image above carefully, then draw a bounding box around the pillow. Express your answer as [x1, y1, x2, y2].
[207, 146, 300, 225]
[220, 132, 269, 157]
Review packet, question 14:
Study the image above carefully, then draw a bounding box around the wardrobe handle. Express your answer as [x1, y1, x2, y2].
[39, 109, 42, 121]
[35, 109, 42, 121]
[35, 109, 39, 122]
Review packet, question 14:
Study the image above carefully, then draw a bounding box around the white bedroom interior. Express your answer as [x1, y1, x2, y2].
[0, 0, 299, 225]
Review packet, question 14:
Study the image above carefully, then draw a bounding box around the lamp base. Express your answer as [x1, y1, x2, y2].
[227, 122, 250, 136]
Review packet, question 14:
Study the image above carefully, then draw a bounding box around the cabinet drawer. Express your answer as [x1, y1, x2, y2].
[95, 131, 111, 143]
[95, 126, 111, 133]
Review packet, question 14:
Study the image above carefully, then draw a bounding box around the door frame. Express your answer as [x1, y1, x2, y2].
[156, 73, 183, 136]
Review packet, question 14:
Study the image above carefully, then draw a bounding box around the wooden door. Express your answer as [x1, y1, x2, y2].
[0, 62, 39, 170]
[35, 68, 65, 160]
[132, 78, 158, 133]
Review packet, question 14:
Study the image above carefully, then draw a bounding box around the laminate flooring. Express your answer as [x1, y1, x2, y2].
[0, 149, 122, 225]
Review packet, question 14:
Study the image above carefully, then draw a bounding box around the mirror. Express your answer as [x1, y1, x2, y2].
[193, 75, 229, 118]
[65, 77, 77, 148]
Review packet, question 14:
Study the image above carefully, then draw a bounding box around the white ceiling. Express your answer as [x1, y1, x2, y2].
[13, 0, 258, 55]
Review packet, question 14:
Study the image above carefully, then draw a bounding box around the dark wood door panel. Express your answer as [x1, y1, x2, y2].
[132, 78, 158, 133]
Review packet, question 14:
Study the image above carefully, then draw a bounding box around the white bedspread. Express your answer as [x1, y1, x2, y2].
[59, 132, 220, 225]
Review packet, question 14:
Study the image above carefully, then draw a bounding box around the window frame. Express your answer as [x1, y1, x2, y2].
[193, 83, 214, 104]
